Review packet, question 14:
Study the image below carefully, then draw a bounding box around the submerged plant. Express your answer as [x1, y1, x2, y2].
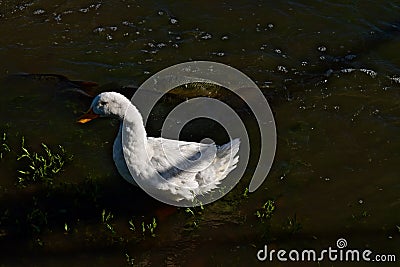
[242, 187, 249, 198]
[185, 207, 195, 217]
[125, 253, 135, 266]
[255, 199, 276, 222]
[128, 217, 157, 238]
[184, 206, 205, 230]
[254, 200, 276, 238]
[17, 137, 71, 186]
[27, 208, 48, 234]
[101, 209, 115, 235]
[26, 197, 48, 234]
[286, 214, 302, 234]
[0, 132, 11, 160]
[128, 218, 136, 232]
[64, 222, 70, 234]
[142, 217, 157, 237]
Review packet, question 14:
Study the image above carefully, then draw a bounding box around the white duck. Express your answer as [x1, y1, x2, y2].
[78, 92, 240, 203]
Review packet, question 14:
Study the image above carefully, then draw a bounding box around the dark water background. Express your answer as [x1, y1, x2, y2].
[0, 0, 399, 266]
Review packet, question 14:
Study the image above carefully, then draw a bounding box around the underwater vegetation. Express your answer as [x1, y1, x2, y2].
[17, 137, 72, 187]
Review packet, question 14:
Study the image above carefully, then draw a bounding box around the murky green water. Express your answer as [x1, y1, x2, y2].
[0, 0, 399, 266]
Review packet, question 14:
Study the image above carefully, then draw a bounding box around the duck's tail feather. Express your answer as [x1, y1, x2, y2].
[216, 138, 240, 175]
[191, 138, 240, 198]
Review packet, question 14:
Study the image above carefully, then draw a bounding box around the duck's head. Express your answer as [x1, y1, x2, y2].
[78, 92, 130, 123]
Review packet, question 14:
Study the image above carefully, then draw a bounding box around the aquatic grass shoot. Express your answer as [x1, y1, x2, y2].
[255, 199, 275, 222]
[142, 217, 157, 237]
[125, 253, 135, 266]
[27, 207, 48, 234]
[101, 209, 115, 235]
[0, 132, 11, 159]
[17, 137, 72, 187]
[26, 197, 48, 234]
[64, 222, 70, 234]
[128, 217, 157, 238]
[254, 199, 276, 238]
[242, 187, 249, 198]
[184, 206, 205, 230]
[128, 218, 136, 232]
[286, 214, 302, 234]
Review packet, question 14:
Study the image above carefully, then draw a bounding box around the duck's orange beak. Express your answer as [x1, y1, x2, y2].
[77, 108, 100, 124]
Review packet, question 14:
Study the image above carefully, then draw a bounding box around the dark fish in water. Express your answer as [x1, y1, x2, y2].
[6, 73, 99, 97]
[6, 73, 230, 101]
[6, 73, 142, 100]
[5, 73, 257, 113]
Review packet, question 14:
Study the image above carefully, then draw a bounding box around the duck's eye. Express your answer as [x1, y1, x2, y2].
[99, 101, 108, 106]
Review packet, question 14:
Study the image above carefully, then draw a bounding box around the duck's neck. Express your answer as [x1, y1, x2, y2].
[120, 103, 149, 176]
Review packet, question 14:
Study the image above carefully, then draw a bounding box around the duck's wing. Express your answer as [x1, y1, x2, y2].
[147, 137, 216, 173]
[146, 137, 240, 196]
[146, 137, 218, 188]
